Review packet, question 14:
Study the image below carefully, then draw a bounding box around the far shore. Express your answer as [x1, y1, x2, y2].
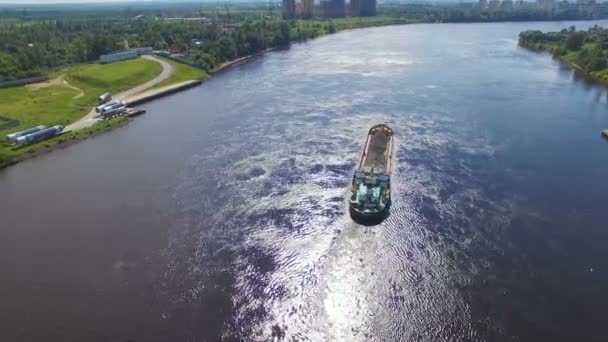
[0, 20, 416, 170]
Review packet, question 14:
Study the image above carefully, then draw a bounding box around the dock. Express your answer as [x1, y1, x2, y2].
[125, 108, 146, 117]
[125, 80, 202, 107]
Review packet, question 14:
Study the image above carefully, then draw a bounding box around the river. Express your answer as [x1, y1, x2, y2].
[2, 21, 608, 342]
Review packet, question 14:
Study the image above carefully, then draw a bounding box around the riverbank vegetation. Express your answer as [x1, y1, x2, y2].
[0, 58, 163, 164]
[519, 25, 608, 82]
[2, 1, 607, 166]
[379, 2, 607, 23]
[2, 1, 607, 81]
[0, 115, 129, 168]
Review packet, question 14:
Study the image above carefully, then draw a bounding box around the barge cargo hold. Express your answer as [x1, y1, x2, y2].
[349, 124, 394, 223]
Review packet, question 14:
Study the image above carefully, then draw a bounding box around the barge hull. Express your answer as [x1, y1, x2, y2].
[349, 124, 394, 223]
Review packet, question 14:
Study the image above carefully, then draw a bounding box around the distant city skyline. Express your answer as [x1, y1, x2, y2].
[0, 0, 601, 4]
[0, 0, 503, 3]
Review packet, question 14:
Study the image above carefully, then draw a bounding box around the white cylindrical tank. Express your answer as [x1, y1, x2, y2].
[15, 125, 64, 147]
[6, 125, 47, 143]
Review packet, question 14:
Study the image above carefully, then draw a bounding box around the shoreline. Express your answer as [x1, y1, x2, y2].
[0, 20, 414, 170]
[0, 118, 130, 170]
[4, 21, 608, 170]
[0, 50, 279, 170]
[211, 48, 276, 75]
[519, 42, 608, 86]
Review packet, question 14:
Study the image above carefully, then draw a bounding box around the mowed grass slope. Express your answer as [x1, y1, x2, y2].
[0, 57, 163, 164]
[0, 85, 85, 129]
[63, 58, 163, 106]
[153, 58, 207, 90]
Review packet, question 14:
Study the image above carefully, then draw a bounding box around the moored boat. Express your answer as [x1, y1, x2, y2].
[349, 124, 394, 223]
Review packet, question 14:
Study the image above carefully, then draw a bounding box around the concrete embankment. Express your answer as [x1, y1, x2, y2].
[124, 80, 202, 106]
[211, 48, 275, 75]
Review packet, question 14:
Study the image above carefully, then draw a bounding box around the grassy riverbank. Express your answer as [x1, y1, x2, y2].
[0, 58, 163, 165]
[519, 26, 608, 83]
[152, 58, 208, 90]
[0, 56, 208, 166]
[0, 116, 129, 168]
[0, 18, 410, 167]
[61, 58, 163, 106]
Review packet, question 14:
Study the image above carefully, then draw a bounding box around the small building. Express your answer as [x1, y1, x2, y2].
[130, 47, 154, 56]
[168, 46, 185, 54]
[99, 51, 138, 64]
[99, 47, 153, 64]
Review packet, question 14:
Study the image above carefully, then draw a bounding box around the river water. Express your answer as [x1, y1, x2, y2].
[2, 21, 608, 342]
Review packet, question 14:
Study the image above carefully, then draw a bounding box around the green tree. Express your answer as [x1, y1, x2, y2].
[565, 31, 586, 51]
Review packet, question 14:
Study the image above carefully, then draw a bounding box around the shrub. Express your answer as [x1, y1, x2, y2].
[565, 32, 586, 51]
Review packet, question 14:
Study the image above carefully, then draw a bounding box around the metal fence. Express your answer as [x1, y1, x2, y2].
[154, 52, 205, 70]
[0, 116, 20, 131]
[0, 76, 49, 89]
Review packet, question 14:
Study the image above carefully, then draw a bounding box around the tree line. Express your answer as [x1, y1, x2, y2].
[0, 17, 292, 81]
[0, 16, 410, 81]
[519, 25, 608, 74]
[2, 2, 608, 82]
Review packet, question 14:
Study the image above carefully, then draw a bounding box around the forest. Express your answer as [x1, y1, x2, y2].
[0, 16, 414, 81]
[2, 1, 608, 82]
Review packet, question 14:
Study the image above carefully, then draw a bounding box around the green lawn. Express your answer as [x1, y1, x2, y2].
[0, 57, 163, 165]
[63, 58, 163, 106]
[0, 85, 89, 164]
[0, 85, 85, 129]
[152, 58, 207, 90]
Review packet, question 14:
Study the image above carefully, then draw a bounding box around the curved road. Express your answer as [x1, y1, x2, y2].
[66, 55, 174, 131]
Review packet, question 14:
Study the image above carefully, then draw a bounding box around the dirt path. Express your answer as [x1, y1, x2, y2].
[114, 56, 174, 101]
[26, 76, 85, 99]
[65, 56, 175, 132]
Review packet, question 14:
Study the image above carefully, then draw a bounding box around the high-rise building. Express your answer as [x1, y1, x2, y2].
[513, 0, 526, 9]
[500, 0, 514, 11]
[351, 0, 376, 17]
[320, 0, 330, 17]
[282, 0, 296, 19]
[328, 0, 346, 17]
[350, 0, 362, 16]
[536, 0, 557, 10]
[361, 0, 377, 16]
[302, 0, 315, 19]
[488, 0, 500, 11]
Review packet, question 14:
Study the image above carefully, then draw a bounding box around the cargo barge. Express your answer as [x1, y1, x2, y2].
[349, 124, 394, 223]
